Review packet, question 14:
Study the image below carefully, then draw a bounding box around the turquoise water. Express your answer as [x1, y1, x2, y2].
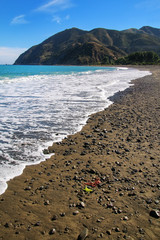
[0, 65, 114, 80]
[0, 65, 151, 195]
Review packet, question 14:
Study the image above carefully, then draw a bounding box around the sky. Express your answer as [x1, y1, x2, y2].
[0, 0, 160, 64]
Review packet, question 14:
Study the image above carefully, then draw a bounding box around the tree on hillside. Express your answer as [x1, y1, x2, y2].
[116, 51, 160, 65]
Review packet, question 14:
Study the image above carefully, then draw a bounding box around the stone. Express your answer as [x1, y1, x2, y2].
[43, 149, 49, 154]
[49, 228, 56, 235]
[34, 221, 41, 226]
[77, 228, 88, 240]
[44, 200, 50, 205]
[51, 215, 58, 221]
[73, 210, 79, 215]
[4, 223, 10, 228]
[24, 186, 31, 191]
[106, 229, 112, 235]
[150, 209, 160, 218]
[115, 227, 120, 232]
[79, 202, 85, 208]
[97, 219, 101, 222]
[146, 199, 152, 204]
[60, 212, 66, 217]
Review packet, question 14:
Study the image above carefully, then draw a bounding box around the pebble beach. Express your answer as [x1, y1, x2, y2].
[0, 66, 159, 240]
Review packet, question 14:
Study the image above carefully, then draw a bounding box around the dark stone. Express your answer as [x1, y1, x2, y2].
[43, 149, 49, 154]
[49, 228, 56, 235]
[4, 223, 9, 228]
[150, 209, 160, 218]
[146, 199, 152, 204]
[51, 215, 58, 221]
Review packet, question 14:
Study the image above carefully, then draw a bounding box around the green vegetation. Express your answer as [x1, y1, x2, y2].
[115, 51, 160, 65]
[14, 26, 160, 66]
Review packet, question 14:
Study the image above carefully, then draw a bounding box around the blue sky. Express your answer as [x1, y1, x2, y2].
[0, 0, 160, 64]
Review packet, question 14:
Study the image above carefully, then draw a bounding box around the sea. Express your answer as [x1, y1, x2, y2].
[0, 65, 151, 195]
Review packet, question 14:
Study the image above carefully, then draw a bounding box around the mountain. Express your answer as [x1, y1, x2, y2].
[140, 26, 160, 38]
[14, 26, 160, 65]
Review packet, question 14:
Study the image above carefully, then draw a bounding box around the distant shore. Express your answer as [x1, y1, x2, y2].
[0, 65, 159, 240]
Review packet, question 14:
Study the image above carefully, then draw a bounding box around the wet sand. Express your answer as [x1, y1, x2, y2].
[0, 66, 159, 240]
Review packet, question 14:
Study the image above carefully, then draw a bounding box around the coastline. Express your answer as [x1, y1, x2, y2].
[0, 65, 159, 239]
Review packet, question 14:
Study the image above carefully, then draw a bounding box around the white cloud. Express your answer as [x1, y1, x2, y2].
[52, 14, 70, 24]
[35, 0, 73, 12]
[11, 15, 29, 25]
[0, 47, 27, 64]
[52, 15, 61, 24]
[65, 14, 70, 20]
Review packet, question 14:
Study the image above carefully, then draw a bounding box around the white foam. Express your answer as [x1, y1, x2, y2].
[0, 67, 151, 195]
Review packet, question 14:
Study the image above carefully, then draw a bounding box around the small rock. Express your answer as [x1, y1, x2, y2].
[106, 229, 112, 235]
[107, 202, 113, 208]
[115, 227, 120, 232]
[60, 212, 66, 217]
[49, 228, 56, 235]
[73, 210, 80, 215]
[97, 219, 101, 223]
[146, 199, 152, 204]
[64, 226, 70, 233]
[77, 228, 88, 240]
[43, 149, 49, 154]
[24, 186, 31, 191]
[98, 233, 104, 238]
[123, 216, 129, 221]
[79, 202, 85, 208]
[51, 215, 58, 221]
[44, 200, 50, 205]
[34, 221, 41, 226]
[4, 223, 10, 228]
[118, 209, 122, 214]
[139, 228, 145, 234]
[150, 209, 160, 218]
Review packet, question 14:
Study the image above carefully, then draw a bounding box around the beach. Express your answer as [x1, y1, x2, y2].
[0, 66, 159, 239]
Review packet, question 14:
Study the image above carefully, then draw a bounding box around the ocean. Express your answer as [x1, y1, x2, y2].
[0, 65, 151, 195]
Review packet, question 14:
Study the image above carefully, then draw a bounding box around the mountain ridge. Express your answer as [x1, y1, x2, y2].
[14, 26, 160, 65]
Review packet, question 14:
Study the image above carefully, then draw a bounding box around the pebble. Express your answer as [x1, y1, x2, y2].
[64, 226, 70, 233]
[73, 210, 80, 215]
[51, 215, 58, 221]
[34, 221, 41, 226]
[24, 186, 31, 191]
[60, 212, 66, 217]
[77, 228, 88, 240]
[43, 149, 49, 154]
[106, 229, 112, 235]
[115, 227, 120, 232]
[98, 233, 104, 238]
[49, 228, 56, 235]
[139, 228, 145, 234]
[44, 200, 50, 205]
[97, 219, 101, 223]
[150, 209, 160, 218]
[4, 223, 10, 228]
[79, 202, 85, 208]
[146, 199, 152, 204]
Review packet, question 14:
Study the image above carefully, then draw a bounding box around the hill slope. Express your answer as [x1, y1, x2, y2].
[14, 26, 160, 65]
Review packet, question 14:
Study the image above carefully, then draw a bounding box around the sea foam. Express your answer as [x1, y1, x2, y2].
[0, 66, 151, 195]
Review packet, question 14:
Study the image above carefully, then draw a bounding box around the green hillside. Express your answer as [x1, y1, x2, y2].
[14, 26, 160, 65]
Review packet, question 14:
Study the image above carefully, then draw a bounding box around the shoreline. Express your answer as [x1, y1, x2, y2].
[0, 66, 150, 196]
[0, 65, 159, 239]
